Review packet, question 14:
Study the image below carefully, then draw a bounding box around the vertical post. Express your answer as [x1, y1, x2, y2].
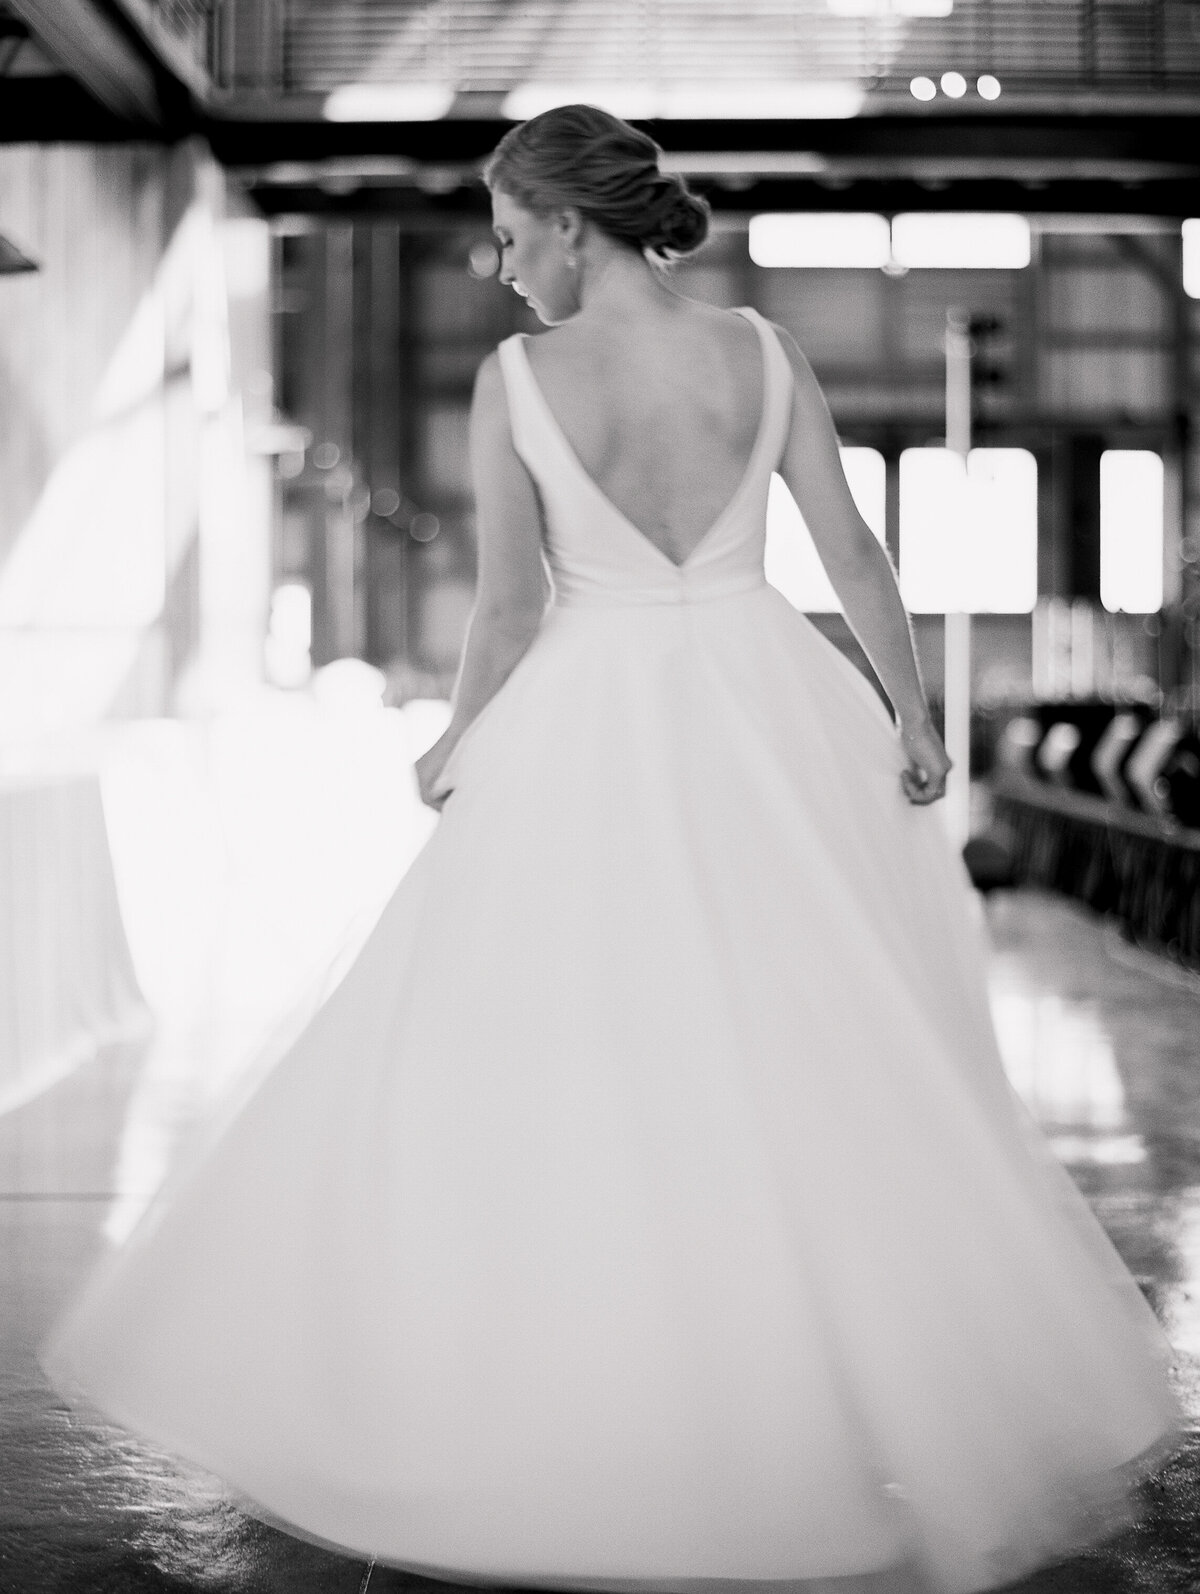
[324, 222, 356, 661]
[1168, 226, 1197, 707]
[943, 307, 972, 848]
[883, 442, 901, 566]
[365, 222, 402, 668]
[1070, 597, 1095, 697]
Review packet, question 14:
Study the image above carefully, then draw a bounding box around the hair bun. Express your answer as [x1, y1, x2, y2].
[483, 104, 712, 263]
[639, 174, 711, 258]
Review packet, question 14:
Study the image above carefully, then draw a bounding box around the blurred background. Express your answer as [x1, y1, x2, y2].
[2, 3, 1198, 713]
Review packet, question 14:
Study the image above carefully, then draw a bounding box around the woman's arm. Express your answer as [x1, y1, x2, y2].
[415, 351, 547, 807]
[770, 321, 950, 804]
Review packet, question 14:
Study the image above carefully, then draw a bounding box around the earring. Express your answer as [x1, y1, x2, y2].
[564, 247, 578, 272]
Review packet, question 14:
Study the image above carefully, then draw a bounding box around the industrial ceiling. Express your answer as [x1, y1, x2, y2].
[1, 0, 1198, 216]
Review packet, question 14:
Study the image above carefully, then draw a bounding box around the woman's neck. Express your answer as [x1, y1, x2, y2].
[574, 244, 678, 322]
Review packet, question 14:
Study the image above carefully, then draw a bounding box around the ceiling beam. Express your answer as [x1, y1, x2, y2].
[209, 109, 1200, 218]
[242, 176, 1200, 223]
[0, 74, 142, 139]
[8, 0, 161, 122]
[104, 0, 212, 102]
[203, 109, 1200, 168]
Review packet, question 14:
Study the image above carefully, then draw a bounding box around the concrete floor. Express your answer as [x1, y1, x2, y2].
[2, 715, 1199, 1591]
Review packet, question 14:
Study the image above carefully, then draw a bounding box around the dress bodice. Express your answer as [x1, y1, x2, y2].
[496, 306, 794, 609]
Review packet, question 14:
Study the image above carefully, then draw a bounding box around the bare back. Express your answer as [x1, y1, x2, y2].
[522, 298, 765, 569]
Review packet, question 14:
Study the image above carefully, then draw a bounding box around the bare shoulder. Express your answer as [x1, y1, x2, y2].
[473, 346, 504, 397]
[681, 296, 762, 347]
[471, 347, 511, 430]
[764, 318, 813, 373]
[469, 348, 524, 473]
[763, 318, 833, 420]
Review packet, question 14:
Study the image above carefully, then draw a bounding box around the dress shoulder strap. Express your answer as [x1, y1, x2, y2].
[496, 333, 545, 469]
[733, 306, 795, 471]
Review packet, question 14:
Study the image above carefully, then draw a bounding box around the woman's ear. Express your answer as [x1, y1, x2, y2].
[556, 206, 585, 253]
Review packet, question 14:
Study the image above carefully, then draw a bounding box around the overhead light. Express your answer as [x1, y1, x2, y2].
[501, 82, 658, 121]
[909, 76, 937, 101]
[749, 212, 891, 268]
[662, 82, 864, 118]
[827, 0, 953, 13]
[977, 74, 1002, 100]
[0, 232, 38, 274]
[939, 71, 967, 97]
[503, 81, 864, 121]
[323, 84, 454, 121]
[1184, 218, 1200, 299]
[891, 212, 1031, 268]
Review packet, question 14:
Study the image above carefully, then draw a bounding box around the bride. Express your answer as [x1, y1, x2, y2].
[45, 105, 1181, 1594]
[416, 113, 948, 812]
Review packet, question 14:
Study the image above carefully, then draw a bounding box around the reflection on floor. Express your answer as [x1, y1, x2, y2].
[2, 704, 1199, 1591]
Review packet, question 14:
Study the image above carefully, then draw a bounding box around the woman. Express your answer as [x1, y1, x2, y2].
[46, 106, 1181, 1594]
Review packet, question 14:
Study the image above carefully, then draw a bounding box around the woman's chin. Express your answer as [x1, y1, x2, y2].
[534, 302, 575, 327]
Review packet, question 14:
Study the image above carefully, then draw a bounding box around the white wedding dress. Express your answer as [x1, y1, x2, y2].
[44, 308, 1182, 1594]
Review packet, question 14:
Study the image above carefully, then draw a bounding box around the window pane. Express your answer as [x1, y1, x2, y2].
[748, 213, 890, 269]
[766, 447, 885, 612]
[891, 213, 1031, 270]
[1184, 218, 1200, 300]
[899, 447, 1037, 613]
[1100, 450, 1163, 614]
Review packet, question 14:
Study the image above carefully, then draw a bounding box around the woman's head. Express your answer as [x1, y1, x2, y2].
[483, 104, 710, 322]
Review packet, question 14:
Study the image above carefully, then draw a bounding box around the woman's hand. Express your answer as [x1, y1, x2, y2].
[899, 717, 952, 805]
[415, 738, 455, 811]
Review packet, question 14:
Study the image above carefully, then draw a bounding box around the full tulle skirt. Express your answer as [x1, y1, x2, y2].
[43, 585, 1183, 1593]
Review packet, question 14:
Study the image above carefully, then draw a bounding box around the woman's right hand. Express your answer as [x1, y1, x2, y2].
[899, 718, 952, 805]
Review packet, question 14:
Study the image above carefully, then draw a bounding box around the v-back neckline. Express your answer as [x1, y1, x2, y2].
[513, 306, 772, 573]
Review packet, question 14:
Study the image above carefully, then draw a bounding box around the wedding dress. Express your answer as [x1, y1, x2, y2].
[43, 307, 1182, 1593]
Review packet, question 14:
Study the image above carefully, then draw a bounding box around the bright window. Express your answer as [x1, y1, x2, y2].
[890, 213, 1031, 270]
[1100, 450, 1163, 613]
[750, 211, 1030, 271]
[899, 447, 1037, 613]
[748, 213, 890, 269]
[1183, 219, 1200, 299]
[766, 448, 885, 612]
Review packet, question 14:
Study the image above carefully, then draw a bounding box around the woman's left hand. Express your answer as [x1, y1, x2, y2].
[899, 718, 952, 805]
[415, 738, 455, 810]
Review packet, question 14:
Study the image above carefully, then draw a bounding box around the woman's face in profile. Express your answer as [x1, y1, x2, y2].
[491, 189, 578, 326]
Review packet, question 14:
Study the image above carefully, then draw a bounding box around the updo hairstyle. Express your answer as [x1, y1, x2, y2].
[483, 103, 711, 262]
